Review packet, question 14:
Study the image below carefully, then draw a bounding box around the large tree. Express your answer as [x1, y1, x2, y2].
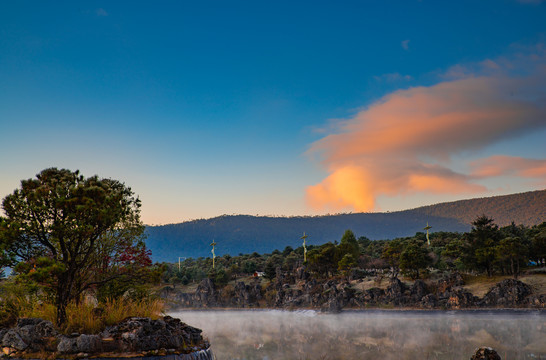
[338, 229, 360, 260]
[0, 168, 150, 325]
[399, 239, 432, 279]
[466, 215, 502, 276]
[381, 239, 404, 278]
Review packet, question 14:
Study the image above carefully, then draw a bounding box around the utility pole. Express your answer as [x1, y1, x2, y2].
[210, 241, 217, 269]
[424, 222, 432, 246]
[301, 232, 309, 263]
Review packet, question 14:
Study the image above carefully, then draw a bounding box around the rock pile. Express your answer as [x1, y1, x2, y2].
[1, 316, 212, 359]
[471, 347, 502, 360]
[163, 270, 545, 311]
[480, 279, 532, 306]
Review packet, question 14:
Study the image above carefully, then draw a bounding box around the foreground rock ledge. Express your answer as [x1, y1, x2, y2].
[0, 316, 213, 359]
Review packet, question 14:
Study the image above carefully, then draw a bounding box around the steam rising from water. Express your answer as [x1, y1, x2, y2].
[169, 310, 545, 360]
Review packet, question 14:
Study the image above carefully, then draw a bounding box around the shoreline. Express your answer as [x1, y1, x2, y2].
[167, 306, 546, 314]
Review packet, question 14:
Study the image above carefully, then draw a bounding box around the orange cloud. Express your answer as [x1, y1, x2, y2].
[306, 59, 546, 212]
[306, 166, 376, 211]
[471, 155, 546, 178]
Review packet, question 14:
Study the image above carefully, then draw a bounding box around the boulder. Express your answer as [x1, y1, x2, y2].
[445, 289, 477, 309]
[481, 279, 532, 307]
[363, 287, 384, 304]
[470, 347, 501, 360]
[410, 279, 429, 301]
[56, 336, 78, 353]
[385, 278, 408, 305]
[194, 278, 217, 307]
[324, 297, 342, 313]
[296, 267, 310, 281]
[437, 272, 465, 292]
[421, 294, 438, 309]
[1, 318, 58, 353]
[527, 294, 546, 308]
[2, 329, 28, 351]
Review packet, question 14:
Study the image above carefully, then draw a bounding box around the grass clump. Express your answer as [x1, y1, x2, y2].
[60, 297, 165, 334]
[0, 282, 164, 334]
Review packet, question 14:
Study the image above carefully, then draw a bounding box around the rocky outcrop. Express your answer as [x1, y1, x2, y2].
[384, 278, 408, 305]
[480, 279, 532, 307]
[194, 278, 217, 307]
[163, 272, 542, 312]
[1, 318, 58, 355]
[527, 293, 546, 308]
[444, 289, 478, 309]
[233, 281, 262, 307]
[410, 279, 429, 302]
[437, 272, 465, 292]
[471, 347, 501, 360]
[0, 316, 212, 359]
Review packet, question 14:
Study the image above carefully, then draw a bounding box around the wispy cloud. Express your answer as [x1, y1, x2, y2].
[374, 73, 413, 83]
[401, 40, 410, 51]
[305, 50, 546, 212]
[471, 155, 546, 179]
[96, 8, 108, 16]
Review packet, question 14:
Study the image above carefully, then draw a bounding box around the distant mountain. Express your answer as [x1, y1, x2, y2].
[408, 190, 546, 226]
[145, 190, 546, 262]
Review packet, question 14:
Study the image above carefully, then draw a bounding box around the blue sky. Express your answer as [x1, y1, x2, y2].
[1, 1, 545, 224]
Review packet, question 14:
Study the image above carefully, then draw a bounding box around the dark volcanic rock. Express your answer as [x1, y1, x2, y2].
[2, 329, 28, 351]
[471, 347, 501, 360]
[98, 316, 205, 353]
[325, 297, 342, 313]
[444, 289, 478, 309]
[362, 287, 384, 304]
[194, 278, 217, 307]
[481, 279, 532, 307]
[410, 279, 429, 302]
[527, 294, 546, 308]
[437, 272, 465, 292]
[421, 294, 438, 309]
[233, 280, 262, 307]
[385, 277, 408, 305]
[1, 318, 58, 353]
[0, 316, 211, 358]
[296, 267, 310, 281]
[162, 272, 539, 311]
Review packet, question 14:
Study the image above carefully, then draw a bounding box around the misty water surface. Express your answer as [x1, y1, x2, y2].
[170, 309, 545, 360]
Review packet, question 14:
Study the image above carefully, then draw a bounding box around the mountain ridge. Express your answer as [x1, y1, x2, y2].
[145, 189, 546, 262]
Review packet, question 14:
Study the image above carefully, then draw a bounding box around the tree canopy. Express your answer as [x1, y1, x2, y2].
[0, 168, 152, 325]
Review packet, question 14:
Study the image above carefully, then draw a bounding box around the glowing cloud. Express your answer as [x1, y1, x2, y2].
[471, 156, 546, 179]
[306, 56, 546, 212]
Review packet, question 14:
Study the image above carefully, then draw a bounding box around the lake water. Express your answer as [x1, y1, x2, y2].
[169, 309, 545, 360]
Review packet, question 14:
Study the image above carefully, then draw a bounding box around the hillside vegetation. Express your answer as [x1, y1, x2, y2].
[146, 190, 546, 262]
[411, 189, 546, 226]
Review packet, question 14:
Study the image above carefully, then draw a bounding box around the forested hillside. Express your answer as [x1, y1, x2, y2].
[146, 190, 546, 262]
[410, 190, 546, 226]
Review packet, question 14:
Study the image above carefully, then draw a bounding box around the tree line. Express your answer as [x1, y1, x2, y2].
[161, 215, 546, 287]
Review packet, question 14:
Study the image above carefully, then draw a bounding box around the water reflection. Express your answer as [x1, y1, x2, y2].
[169, 310, 545, 360]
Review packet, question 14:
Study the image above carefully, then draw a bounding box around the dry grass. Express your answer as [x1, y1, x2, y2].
[520, 274, 546, 295]
[2, 295, 164, 334]
[350, 276, 391, 292]
[463, 273, 546, 298]
[347, 273, 546, 298]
